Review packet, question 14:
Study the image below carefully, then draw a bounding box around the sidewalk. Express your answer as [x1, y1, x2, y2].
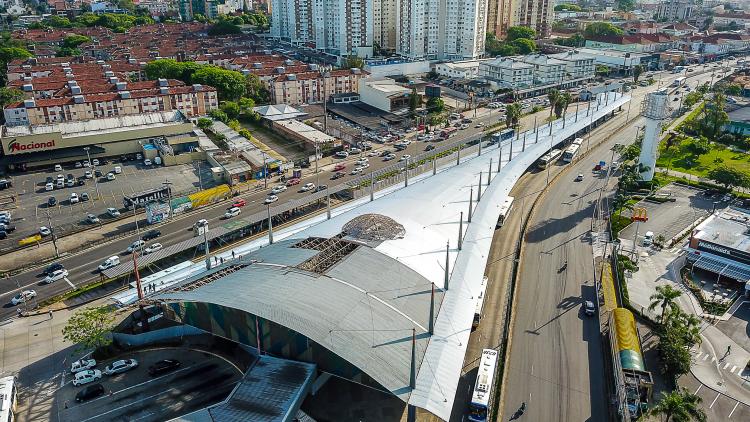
[625, 246, 750, 405]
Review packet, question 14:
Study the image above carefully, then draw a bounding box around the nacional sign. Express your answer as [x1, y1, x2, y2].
[7, 138, 56, 153]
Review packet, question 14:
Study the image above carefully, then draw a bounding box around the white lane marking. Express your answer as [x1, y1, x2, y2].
[731, 365, 737, 373]
[64, 277, 75, 289]
[711, 357, 716, 362]
[703, 354, 709, 361]
[729, 401, 739, 419]
[694, 384, 702, 395]
[709, 393, 720, 409]
[79, 387, 177, 422]
[724, 362, 730, 369]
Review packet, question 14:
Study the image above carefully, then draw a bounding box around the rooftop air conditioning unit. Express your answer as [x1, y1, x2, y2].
[104, 70, 114, 77]
[128, 58, 137, 64]
[159, 87, 169, 94]
[285, 59, 294, 66]
[73, 95, 85, 104]
[275, 66, 285, 74]
[109, 77, 119, 84]
[22, 84, 33, 92]
[309, 64, 319, 71]
[158, 78, 168, 87]
[96, 60, 104, 65]
[253, 62, 262, 68]
[71, 86, 82, 95]
[120, 91, 131, 99]
[67, 80, 78, 87]
[116, 82, 127, 91]
[61, 62, 70, 67]
[23, 76, 31, 82]
[287, 74, 297, 81]
[192, 84, 203, 90]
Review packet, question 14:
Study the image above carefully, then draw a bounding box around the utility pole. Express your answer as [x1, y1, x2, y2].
[321, 66, 331, 133]
[203, 224, 211, 270]
[194, 161, 203, 190]
[83, 146, 100, 199]
[261, 151, 268, 189]
[163, 179, 173, 220]
[132, 205, 141, 240]
[45, 210, 59, 258]
[315, 142, 320, 189]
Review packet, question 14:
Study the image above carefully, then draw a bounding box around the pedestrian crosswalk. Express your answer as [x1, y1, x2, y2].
[692, 350, 749, 379]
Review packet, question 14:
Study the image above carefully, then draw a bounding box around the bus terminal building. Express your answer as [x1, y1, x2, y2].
[0, 111, 206, 171]
[686, 207, 750, 296]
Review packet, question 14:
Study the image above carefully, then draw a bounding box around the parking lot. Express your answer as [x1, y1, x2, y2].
[1, 160, 214, 248]
[619, 183, 725, 246]
[55, 348, 241, 422]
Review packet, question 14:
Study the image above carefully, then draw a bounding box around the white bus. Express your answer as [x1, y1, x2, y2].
[0, 376, 17, 422]
[496, 196, 514, 229]
[468, 349, 499, 422]
[562, 143, 581, 163]
[473, 276, 489, 329]
[672, 77, 686, 87]
[537, 149, 563, 169]
[572, 137, 583, 146]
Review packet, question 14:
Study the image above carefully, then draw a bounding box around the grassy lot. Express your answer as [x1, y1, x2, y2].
[655, 142, 750, 178]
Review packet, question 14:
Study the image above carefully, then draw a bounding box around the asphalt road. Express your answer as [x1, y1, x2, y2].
[0, 110, 507, 318]
[498, 67, 725, 421]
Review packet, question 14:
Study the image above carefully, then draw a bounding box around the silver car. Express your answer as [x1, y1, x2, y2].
[104, 359, 138, 375]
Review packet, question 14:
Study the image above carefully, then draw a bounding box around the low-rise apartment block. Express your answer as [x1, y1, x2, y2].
[267, 69, 368, 106]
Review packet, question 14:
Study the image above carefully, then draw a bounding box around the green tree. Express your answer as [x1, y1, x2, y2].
[209, 109, 229, 123]
[342, 55, 364, 69]
[632, 64, 643, 83]
[682, 91, 703, 109]
[144, 59, 187, 81]
[62, 306, 116, 351]
[220, 101, 240, 119]
[196, 117, 213, 130]
[708, 164, 750, 190]
[56, 47, 82, 57]
[648, 285, 682, 323]
[191, 66, 247, 100]
[702, 92, 729, 138]
[617, 0, 635, 11]
[245, 74, 270, 104]
[555, 4, 582, 11]
[648, 388, 707, 422]
[554, 91, 572, 118]
[238, 97, 256, 116]
[725, 83, 742, 96]
[62, 34, 91, 48]
[208, 20, 242, 36]
[511, 38, 537, 54]
[547, 89, 561, 121]
[409, 88, 420, 113]
[506, 26, 536, 41]
[584, 22, 624, 38]
[47, 15, 72, 28]
[505, 102, 522, 129]
[0, 87, 23, 108]
[426, 96, 444, 113]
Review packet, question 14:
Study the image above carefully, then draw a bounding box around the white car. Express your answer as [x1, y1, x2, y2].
[195, 219, 208, 228]
[400, 154, 411, 161]
[300, 183, 315, 192]
[114, 166, 122, 174]
[104, 359, 138, 375]
[349, 148, 362, 154]
[83, 161, 91, 167]
[92, 159, 100, 166]
[383, 153, 396, 161]
[144, 243, 163, 254]
[575, 173, 584, 181]
[86, 213, 100, 224]
[107, 208, 121, 217]
[98, 256, 120, 271]
[335, 151, 349, 158]
[71, 358, 96, 374]
[44, 268, 68, 283]
[264, 195, 279, 204]
[350, 168, 362, 175]
[356, 158, 369, 166]
[143, 159, 152, 166]
[54, 164, 62, 172]
[271, 185, 287, 194]
[39, 226, 52, 236]
[106, 172, 115, 181]
[75, 162, 83, 168]
[72, 369, 102, 386]
[84, 170, 93, 179]
[45, 182, 54, 191]
[358, 162, 370, 169]
[11, 290, 36, 305]
[224, 207, 241, 219]
[367, 151, 380, 157]
[127, 239, 145, 253]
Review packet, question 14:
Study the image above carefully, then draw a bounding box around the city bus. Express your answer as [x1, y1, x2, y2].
[490, 128, 515, 145]
[468, 349, 499, 422]
[440, 127, 458, 139]
[671, 77, 686, 87]
[472, 276, 489, 329]
[537, 149, 563, 169]
[0, 376, 17, 422]
[496, 196, 514, 228]
[562, 143, 581, 163]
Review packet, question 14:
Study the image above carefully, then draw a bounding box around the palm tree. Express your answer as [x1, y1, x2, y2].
[547, 88, 560, 121]
[505, 102, 522, 129]
[558, 91, 573, 120]
[664, 307, 702, 347]
[648, 388, 707, 422]
[648, 285, 683, 324]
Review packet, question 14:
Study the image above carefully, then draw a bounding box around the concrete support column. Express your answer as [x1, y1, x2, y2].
[468, 187, 473, 223]
[458, 212, 463, 250]
[267, 204, 274, 245]
[326, 194, 331, 220]
[478, 172, 483, 202]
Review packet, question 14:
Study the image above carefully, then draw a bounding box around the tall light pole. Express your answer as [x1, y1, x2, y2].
[194, 160, 203, 190]
[314, 142, 320, 189]
[83, 146, 100, 199]
[320, 65, 332, 133]
[45, 210, 59, 258]
[163, 179, 173, 220]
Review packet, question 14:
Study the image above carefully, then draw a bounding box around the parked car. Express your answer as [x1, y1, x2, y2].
[350, 168, 362, 175]
[148, 359, 181, 376]
[45, 182, 54, 191]
[335, 151, 349, 159]
[264, 195, 279, 204]
[114, 166, 122, 174]
[54, 164, 62, 172]
[106, 172, 115, 181]
[92, 159, 100, 166]
[315, 185, 328, 192]
[107, 208, 121, 217]
[300, 183, 315, 192]
[48, 197, 57, 207]
[73, 369, 102, 386]
[143, 230, 161, 241]
[383, 154, 396, 161]
[271, 185, 287, 194]
[104, 359, 138, 375]
[75, 162, 83, 168]
[143, 159, 152, 166]
[144, 243, 163, 254]
[584, 301, 596, 316]
[39, 226, 52, 236]
[98, 256, 120, 271]
[69, 193, 79, 204]
[86, 213, 100, 224]
[44, 269, 68, 283]
[71, 358, 96, 374]
[349, 148, 362, 154]
[224, 207, 241, 219]
[75, 384, 104, 402]
[331, 171, 346, 180]
[127, 239, 146, 253]
[575, 173, 584, 182]
[333, 164, 346, 171]
[81, 192, 90, 201]
[400, 154, 411, 161]
[11, 290, 36, 306]
[425, 144, 436, 151]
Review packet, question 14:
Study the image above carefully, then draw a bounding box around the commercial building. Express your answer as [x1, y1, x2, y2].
[434, 60, 489, 80]
[267, 68, 368, 106]
[686, 208, 750, 296]
[358, 77, 411, 112]
[272, 119, 340, 151]
[518, 54, 567, 85]
[479, 57, 534, 88]
[509, 0, 554, 38]
[724, 106, 750, 136]
[477, 52, 593, 90]
[0, 111, 206, 170]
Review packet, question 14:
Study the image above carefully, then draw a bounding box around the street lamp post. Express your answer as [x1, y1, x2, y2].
[163, 179, 173, 220]
[45, 210, 59, 258]
[83, 147, 100, 199]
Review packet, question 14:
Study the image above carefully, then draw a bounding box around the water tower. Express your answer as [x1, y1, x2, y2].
[638, 90, 670, 181]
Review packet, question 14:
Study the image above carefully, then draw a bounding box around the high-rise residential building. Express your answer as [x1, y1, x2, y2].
[656, 0, 694, 22]
[509, 0, 553, 38]
[486, 0, 512, 37]
[373, 0, 397, 52]
[272, 0, 373, 58]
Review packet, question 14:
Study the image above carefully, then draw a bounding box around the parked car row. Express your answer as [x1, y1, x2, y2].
[70, 356, 181, 402]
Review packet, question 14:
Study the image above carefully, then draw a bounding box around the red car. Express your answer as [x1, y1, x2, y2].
[232, 199, 246, 207]
[333, 164, 346, 171]
[286, 178, 301, 187]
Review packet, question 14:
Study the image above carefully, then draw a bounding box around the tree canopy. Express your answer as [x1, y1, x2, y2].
[555, 4, 582, 11]
[208, 20, 242, 36]
[648, 388, 707, 422]
[583, 22, 624, 38]
[506, 26, 536, 41]
[62, 306, 116, 351]
[191, 66, 246, 100]
[708, 164, 750, 190]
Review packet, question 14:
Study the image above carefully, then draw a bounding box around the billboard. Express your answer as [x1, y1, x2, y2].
[124, 186, 171, 209]
[146, 201, 170, 224]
